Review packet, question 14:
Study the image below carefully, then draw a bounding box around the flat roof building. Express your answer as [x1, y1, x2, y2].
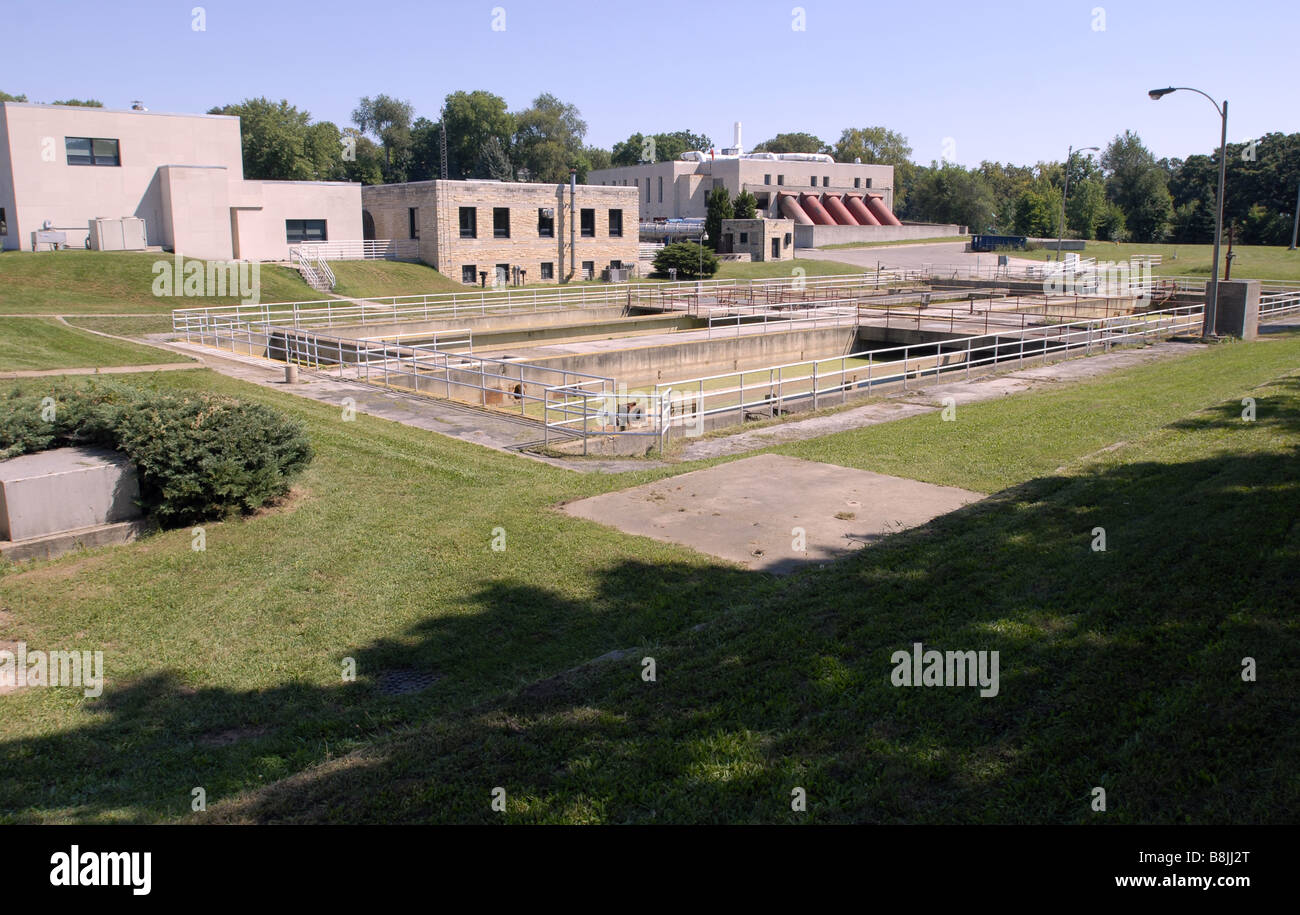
[0, 102, 360, 260]
[590, 152, 896, 225]
[362, 178, 640, 285]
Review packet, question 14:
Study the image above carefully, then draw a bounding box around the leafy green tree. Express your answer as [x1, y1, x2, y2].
[1102, 131, 1173, 242]
[1066, 178, 1107, 239]
[408, 117, 442, 181]
[340, 127, 385, 186]
[611, 130, 712, 165]
[1013, 187, 1060, 237]
[1095, 201, 1127, 242]
[512, 93, 587, 184]
[704, 186, 734, 251]
[903, 163, 996, 230]
[751, 132, 830, 155]
[207, 98, 341, 181]
[733, 190, 758, 219]
[441, 90, 514, 180]
[833, 126, 911, 165]
[0, 91, 27, 102]
[652, 242, 718, 279]
[51, 98, 103, 107]
[351, 94, 414, 182]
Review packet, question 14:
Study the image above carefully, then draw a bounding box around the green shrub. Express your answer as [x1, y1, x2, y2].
[0, 380, 312, 526]
[652, 242, 720, 279]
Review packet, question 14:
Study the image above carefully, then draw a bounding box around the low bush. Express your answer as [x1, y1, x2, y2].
[652, 242, 720, 279]
[0, 380, 312, 526]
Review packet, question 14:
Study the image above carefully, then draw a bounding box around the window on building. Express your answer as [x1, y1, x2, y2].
[764, 174, 771, 185]
[540, 262, 554, 280]
[644, 178, 650, 202]
[0, 207, 6, 236]
[784, 233, 792, 246]
[810, 176, 818, 187]
[608, 209, 623, 237]
[658, 176, 663, 203]
[462, 264, 477, 284]
[408, 207, 419, 239]
[581, 260, 595, 280]
[285, 219, 327, 243]
[580, 208, 595, 238]
[824, 175, 830, 186]
[493, 207, 510, 238]
[777, 174, 784, 185]
[459, 207, 477, 238]
[65, 136, 121, 167]
[854, 177, 861, 188]
[537, 207, 555, 237]
[739, 232, 748, 244]
[865, 178, 873, 189]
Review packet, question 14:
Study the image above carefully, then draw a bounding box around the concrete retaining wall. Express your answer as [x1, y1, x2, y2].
[795, 223, 966, 248]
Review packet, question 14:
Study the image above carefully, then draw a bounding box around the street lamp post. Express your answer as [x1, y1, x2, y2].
[1055, 144, 1100, 261]
[1149, 86, 1227, 337]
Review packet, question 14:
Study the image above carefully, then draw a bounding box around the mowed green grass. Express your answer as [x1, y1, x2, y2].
[1015, 241, 1300, 283]
[0, 318, 188, 371]
[327, 260, 463, 298]
[1, 335, 1298, 823]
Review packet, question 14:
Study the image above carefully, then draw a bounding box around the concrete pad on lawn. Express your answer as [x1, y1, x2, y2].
[561, 454, 981, 573]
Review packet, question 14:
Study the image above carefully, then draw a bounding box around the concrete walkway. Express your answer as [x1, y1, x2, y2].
[0, 362, 200, 379]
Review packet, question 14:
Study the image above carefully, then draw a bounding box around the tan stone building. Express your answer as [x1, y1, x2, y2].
[361, 179, 639, 285]
[719, 218, 794, 261]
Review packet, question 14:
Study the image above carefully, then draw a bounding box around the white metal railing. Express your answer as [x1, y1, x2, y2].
[654, 304, 1205, 428]
[289, 239, 421, 261]
[1260, 288, 1300, 318]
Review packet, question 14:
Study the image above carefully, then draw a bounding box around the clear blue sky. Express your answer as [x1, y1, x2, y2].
[6, 0, 1297, 167]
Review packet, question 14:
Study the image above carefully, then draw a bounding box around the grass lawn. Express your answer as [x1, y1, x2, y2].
[63, 315, 179, 337]
[0, 318, 189, 371]
[0, 251, 319, 315]
[1015, 241, 1300, 283]
[327, 260, 464, 298]
[819, 235, 969, 250]
[717, 257, 869, 280]
[1, 334, 1298, 823]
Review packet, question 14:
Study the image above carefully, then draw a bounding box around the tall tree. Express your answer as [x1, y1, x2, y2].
[207, 98, 342, 181]
[902, 162, 996, 231]
[833, 126, 911, 165]
[0, 91, 28, 102]
[512, 93, 587, 184]
[704, 186, 733, 251]
[611, 130, 712, 165]
[474, 136, 513, 181]
[750, 132, 829, 155]
[733, 190, 758, 219]
[351, 94, 414, 183]
[441, 90, 514, 180]
[1101, 131, 1173, 242]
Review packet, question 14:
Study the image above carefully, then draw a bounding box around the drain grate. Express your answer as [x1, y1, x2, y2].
[375, 669, 442, 696]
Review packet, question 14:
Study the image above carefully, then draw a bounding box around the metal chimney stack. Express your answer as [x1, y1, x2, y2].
[733, 121, 743, 156]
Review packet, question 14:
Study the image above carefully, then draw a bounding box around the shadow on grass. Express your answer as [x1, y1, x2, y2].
[2, 404, 1298, 824]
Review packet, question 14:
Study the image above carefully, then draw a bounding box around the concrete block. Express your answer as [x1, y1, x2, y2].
[0, 446, 141, 542]
[1214, 279, 1260, 339]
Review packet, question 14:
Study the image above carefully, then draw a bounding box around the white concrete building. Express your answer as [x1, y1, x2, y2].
[0, 102, 361, 260]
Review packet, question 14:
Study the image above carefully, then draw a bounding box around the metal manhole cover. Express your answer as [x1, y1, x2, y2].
[375, 669, 442, 696]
